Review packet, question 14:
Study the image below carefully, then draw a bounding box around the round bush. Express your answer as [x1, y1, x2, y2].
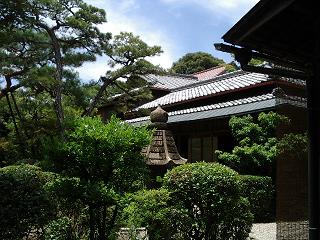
[0, 164, 55, 240]
[163, 162, 253, 240]
[239, 175, 275, 222]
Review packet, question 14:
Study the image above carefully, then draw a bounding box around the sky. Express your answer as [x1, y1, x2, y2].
[79, 0, 259, 81]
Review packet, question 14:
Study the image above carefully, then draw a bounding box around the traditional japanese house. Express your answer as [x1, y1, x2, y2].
[126, 69, 306, 163]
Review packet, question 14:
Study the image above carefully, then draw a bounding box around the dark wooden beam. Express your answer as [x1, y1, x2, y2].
[214, 43, 310, 78]
[307, 18, 320, 240]
[223, 0, 295, 43]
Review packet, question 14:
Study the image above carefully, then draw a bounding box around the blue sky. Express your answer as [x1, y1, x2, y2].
[79, 0, 259, 81]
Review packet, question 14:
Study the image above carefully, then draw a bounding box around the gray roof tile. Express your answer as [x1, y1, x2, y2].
[136, 71, 277, 110]
[142, 74, 198, 90]
[126, 93, 306, 126]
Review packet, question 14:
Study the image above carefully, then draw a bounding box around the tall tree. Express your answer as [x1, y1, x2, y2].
[83, 32, 163, 116]
[171, 51, 225, 74]
[0, 28, 50, 150]
[0, 0, 111, 137]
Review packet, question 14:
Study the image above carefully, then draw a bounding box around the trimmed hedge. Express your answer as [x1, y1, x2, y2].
[0, 164, 55, 240]
[163, 162, 253, 240]
[240, 175, 275, 222]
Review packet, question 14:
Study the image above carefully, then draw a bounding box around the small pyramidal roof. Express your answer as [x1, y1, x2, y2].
[142, 106, 187, 166]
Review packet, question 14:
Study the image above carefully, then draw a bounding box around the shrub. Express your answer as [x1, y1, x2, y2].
[216, 112, 290, 176]
[163, 162, 253, 240]
[61, 116, 152, 191]
[43, 217, 72, 240]
[118, 188, 178, 240]
[240, 175, 275, 222]
[0, 164, 56, 240]
[47, 116, 152, 239]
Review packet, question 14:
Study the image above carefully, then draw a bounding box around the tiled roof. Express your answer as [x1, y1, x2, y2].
[142, 66, 226, 91]
[126, 93, 306, 126]
[193, 66, 226, 81]
[142, 74, 198, 90]
[135, 71, 305, 110]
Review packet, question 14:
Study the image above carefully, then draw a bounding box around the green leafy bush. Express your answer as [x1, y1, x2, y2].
[119, 188, 178, 240]
[44, 217, 72, 240]
[0, 164, 56, 240]
[240, 175, 274, 222]
[48, 116, 152, 240]
[216, 112, 299, 176]
[62, 116, 151, 184]
[163, 162, 253, 240]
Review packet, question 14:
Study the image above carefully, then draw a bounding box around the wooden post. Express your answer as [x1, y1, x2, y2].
[307, 24, 320, 239]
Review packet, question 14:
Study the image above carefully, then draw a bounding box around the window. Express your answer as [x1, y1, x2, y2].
[191, 138, 201, 162]
[189, 136, 218, 162]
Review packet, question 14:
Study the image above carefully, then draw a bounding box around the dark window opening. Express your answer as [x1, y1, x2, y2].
[189, 136, 218, 162]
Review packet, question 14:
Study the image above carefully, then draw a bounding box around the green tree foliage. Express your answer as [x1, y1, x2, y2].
[171, 51, 236, 74]
[0, 28, 49, 99]
[47, 116, 152, 240]
[84, 32, 163, 116]
[249, 58, 265, 66]
[0, 83, 87, 165]
[119, 188, 178, 240]
[163, 162, 253, 240]
[215, 112, 306, 176]
[277, 132, 308, 161]
[0, 0, 111, 136]
[43, 217, 73, 240]
[0, 164, 56, 240]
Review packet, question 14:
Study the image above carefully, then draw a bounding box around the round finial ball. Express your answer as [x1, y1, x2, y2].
[150, 106, 168, 123]
[272, 87, 285, 97]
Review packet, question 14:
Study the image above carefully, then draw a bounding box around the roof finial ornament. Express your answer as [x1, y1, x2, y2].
[272, 87, 286, 98]
[150, 105, 168, 129]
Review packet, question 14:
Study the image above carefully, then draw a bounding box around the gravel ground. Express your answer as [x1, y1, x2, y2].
[249, 223, 276, 240]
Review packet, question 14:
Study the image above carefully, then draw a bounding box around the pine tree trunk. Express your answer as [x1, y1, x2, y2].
[5, 93, 24, 152]
[52, 84, 64, 138]
[46, 27, 65, 138]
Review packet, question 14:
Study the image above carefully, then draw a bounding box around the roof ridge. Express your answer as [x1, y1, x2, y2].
[165, 73, 198, 79]
[193, 65, 226, 75]
[143, 73, 197, 80]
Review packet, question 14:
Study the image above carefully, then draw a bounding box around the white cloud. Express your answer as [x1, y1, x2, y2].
[118, 0, 140, 12]
[76, 56, 109, 82]
[161, 0, 259, 22]
[77, 0, 175, 81]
